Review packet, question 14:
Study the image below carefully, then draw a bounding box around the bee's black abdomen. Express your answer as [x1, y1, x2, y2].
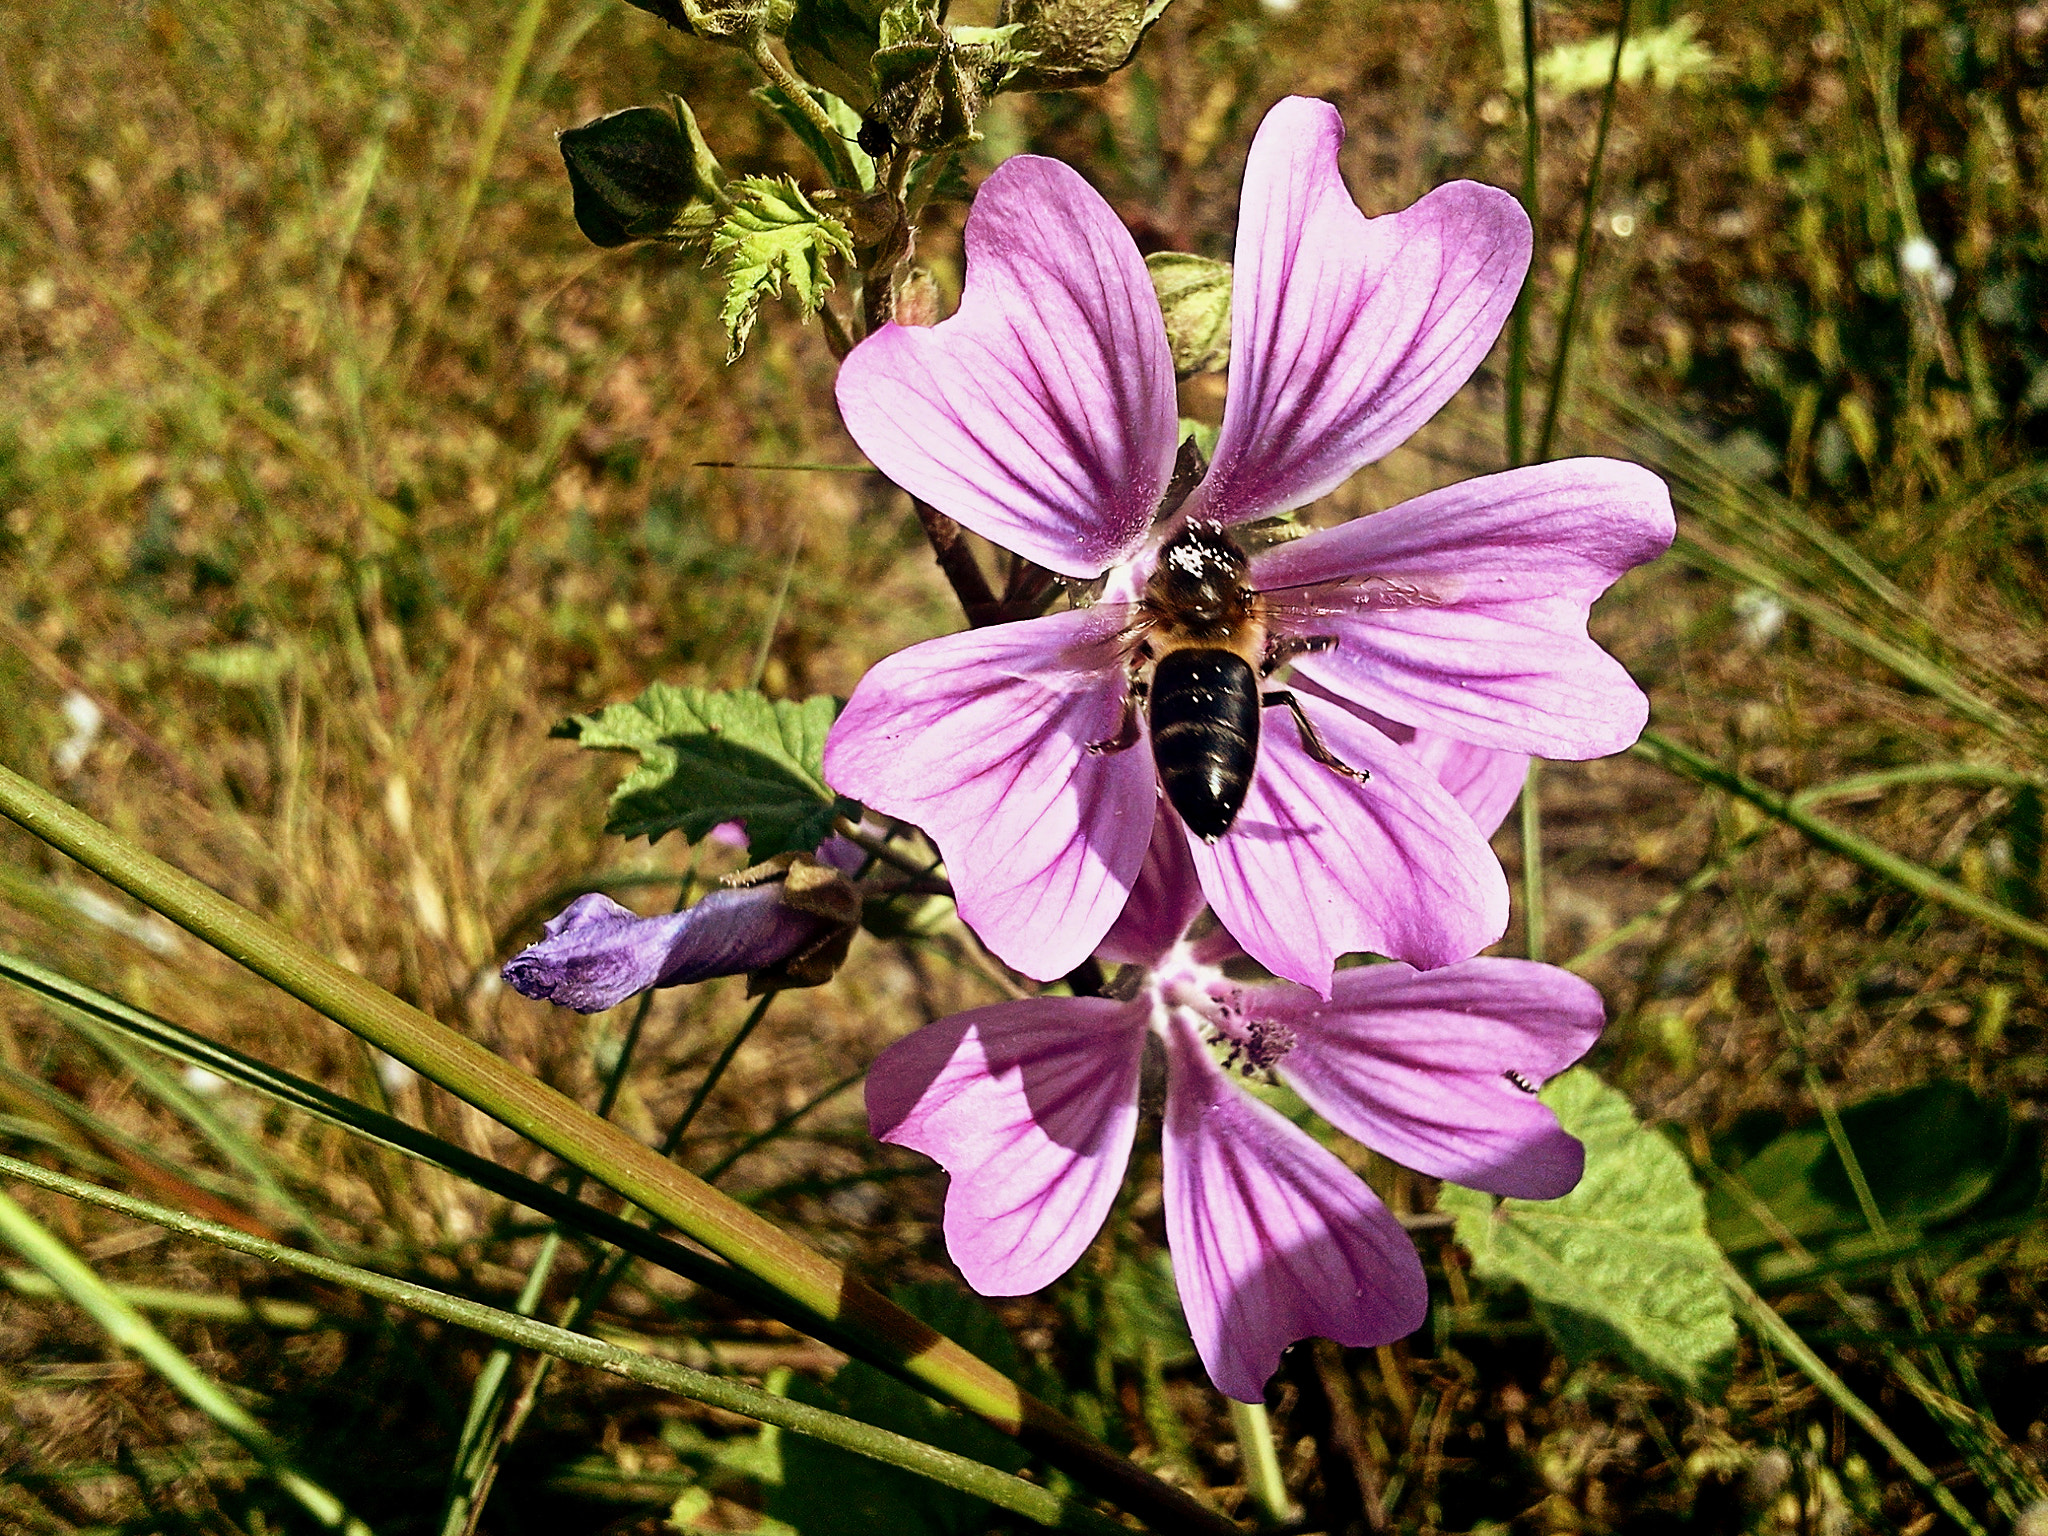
[1149, 649, 1259, 841]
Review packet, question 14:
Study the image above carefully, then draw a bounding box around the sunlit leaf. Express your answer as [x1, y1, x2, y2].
[711, 176, 855, 359]
[1442, 1068, 1737, 1399]
[1147, 252, 1231, 377]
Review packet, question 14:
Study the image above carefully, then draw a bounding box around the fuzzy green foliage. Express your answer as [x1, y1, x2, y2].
[555, 684, 848, 858]
[710, 176, 856, 359]
[1443, 1069, 1738, 1400]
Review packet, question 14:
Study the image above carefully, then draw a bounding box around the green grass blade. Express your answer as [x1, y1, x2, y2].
[44, 994, 337, 1252]
[1631, 732, 2048, 952]
[1724, 1261, 1987, 1536]
[0, 948, 769, 1305]
[1520, 760, 1545, 962]
[0, 1182, 373, 1535]
[0, 768, 1231, 1536]
[2, 1266, 323, 1328]
[0, 1153, 1131, 1536]
[1532, 0, 1630, 464]
[1503, 0, 1539, 469]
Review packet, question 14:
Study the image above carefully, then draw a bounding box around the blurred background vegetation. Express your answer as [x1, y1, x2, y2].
[1, 0, 2045, 1531]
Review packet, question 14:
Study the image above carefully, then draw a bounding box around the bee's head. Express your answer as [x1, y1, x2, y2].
[1150, 521, 1250, 611]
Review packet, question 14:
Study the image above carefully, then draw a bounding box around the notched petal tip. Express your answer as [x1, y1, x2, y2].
[1163, 1023, 1428, 1401]
[833, 155, 1178, 579]
[867, 998, 1148, 1296]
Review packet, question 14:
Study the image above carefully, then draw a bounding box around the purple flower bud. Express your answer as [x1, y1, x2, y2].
[505, 839, 864, 1011]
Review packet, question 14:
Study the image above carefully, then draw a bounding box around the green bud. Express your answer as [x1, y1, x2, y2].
[558, 98, 725, 249]
[1147, 251, 1231, 376]
[867, 0, 1028, 149]
[999, 0, 1173, 93]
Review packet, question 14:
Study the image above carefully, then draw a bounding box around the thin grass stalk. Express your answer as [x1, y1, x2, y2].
[1629, 733, 2048, 952]
[1519, 761, 1545, 962]
[52, 1002, 336, 1252]
[444, 960, 704, 1536]
[1503, 0, 1539, 468]
[1532, 0, 1631, 464]
[470, 991, 783, 1517]
[0, 950, 755, 1301]
[1711, 1157, 2032, 1512]
[1735, 897, 1965, 1406]
[1724, 1262, 1987, 1536]
[1, 1267, 323, 1328]
[0, 1183, 373, 1535]
[1671, 532, 2024, 743]
[0, 1155, 1131, 1536]
[394, 0, 551, 387]
[0, 770, 1228, 1535]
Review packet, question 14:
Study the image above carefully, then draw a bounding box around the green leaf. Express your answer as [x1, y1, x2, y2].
[558, 100, 724, 249]
[710, 177, 855, 360]
[1147, 252, 1231, 376]
[1442, 1068, 1737, 1399]
[1707, 1081, 2043, 1262]
[1001, 0, 1173, 92]
[753, 84, 877, 192]
[556, 684, 847, 859]
[767, 1284, 1030, 1536]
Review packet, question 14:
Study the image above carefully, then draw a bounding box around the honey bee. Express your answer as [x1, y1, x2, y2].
[1087, 519, 1375, 842]
[1502, 1070, 1539, 1095]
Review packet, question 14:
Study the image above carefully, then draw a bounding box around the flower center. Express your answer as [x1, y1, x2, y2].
[1150, 952, 1297, 1079]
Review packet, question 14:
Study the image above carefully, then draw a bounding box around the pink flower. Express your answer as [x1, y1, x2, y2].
[866, 812, 1606, 1401]
[825, 95, 1672, 994]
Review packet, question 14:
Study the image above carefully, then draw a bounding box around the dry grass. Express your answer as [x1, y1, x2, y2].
[1, 0, 2045, 1531]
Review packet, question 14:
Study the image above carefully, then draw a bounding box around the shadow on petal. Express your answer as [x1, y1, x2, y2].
[1161, 1017, 1427, 1402]
[867, 998, 1149, 1295]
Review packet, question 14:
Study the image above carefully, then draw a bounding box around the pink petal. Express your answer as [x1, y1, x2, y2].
[1096, 805, 1205, 968]
[1290, 678, 1531, 840]
[1189, 693, 1508, 994]
[1260, 957, 1605, 1200]
[1162, 1016, 1427, 1401]
[868, 998, 1147, 1295]
[1256, 458, 1675, 757]
[823, 608, 1155, 981]
[834, 157, 1179, 578]
[1409, 731, 1530, 840]
[1182, 97, 1530, 528]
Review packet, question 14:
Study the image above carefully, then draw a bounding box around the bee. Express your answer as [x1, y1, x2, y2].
[855, 115, 896, 160]
[1087, 520, 1374, 842]
[1502, 1070, 1540, 1095]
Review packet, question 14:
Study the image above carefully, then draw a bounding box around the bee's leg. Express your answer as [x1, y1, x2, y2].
[1260, 633, 1337, 677]
[1087, 675, 1148, 755]
[1261, 689, 1370, 782]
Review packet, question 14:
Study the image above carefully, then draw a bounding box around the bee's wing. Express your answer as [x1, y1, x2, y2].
[1256, 573, 1455, 630]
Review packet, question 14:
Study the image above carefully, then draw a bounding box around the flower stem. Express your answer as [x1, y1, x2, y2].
[0, 766, 1232, 1536]
[0, 1154, 1132, 1536]
[913, 498, 1004, 626]
[1519, 759, 1545, 962]
[1228, 1399, 1293, 1525]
